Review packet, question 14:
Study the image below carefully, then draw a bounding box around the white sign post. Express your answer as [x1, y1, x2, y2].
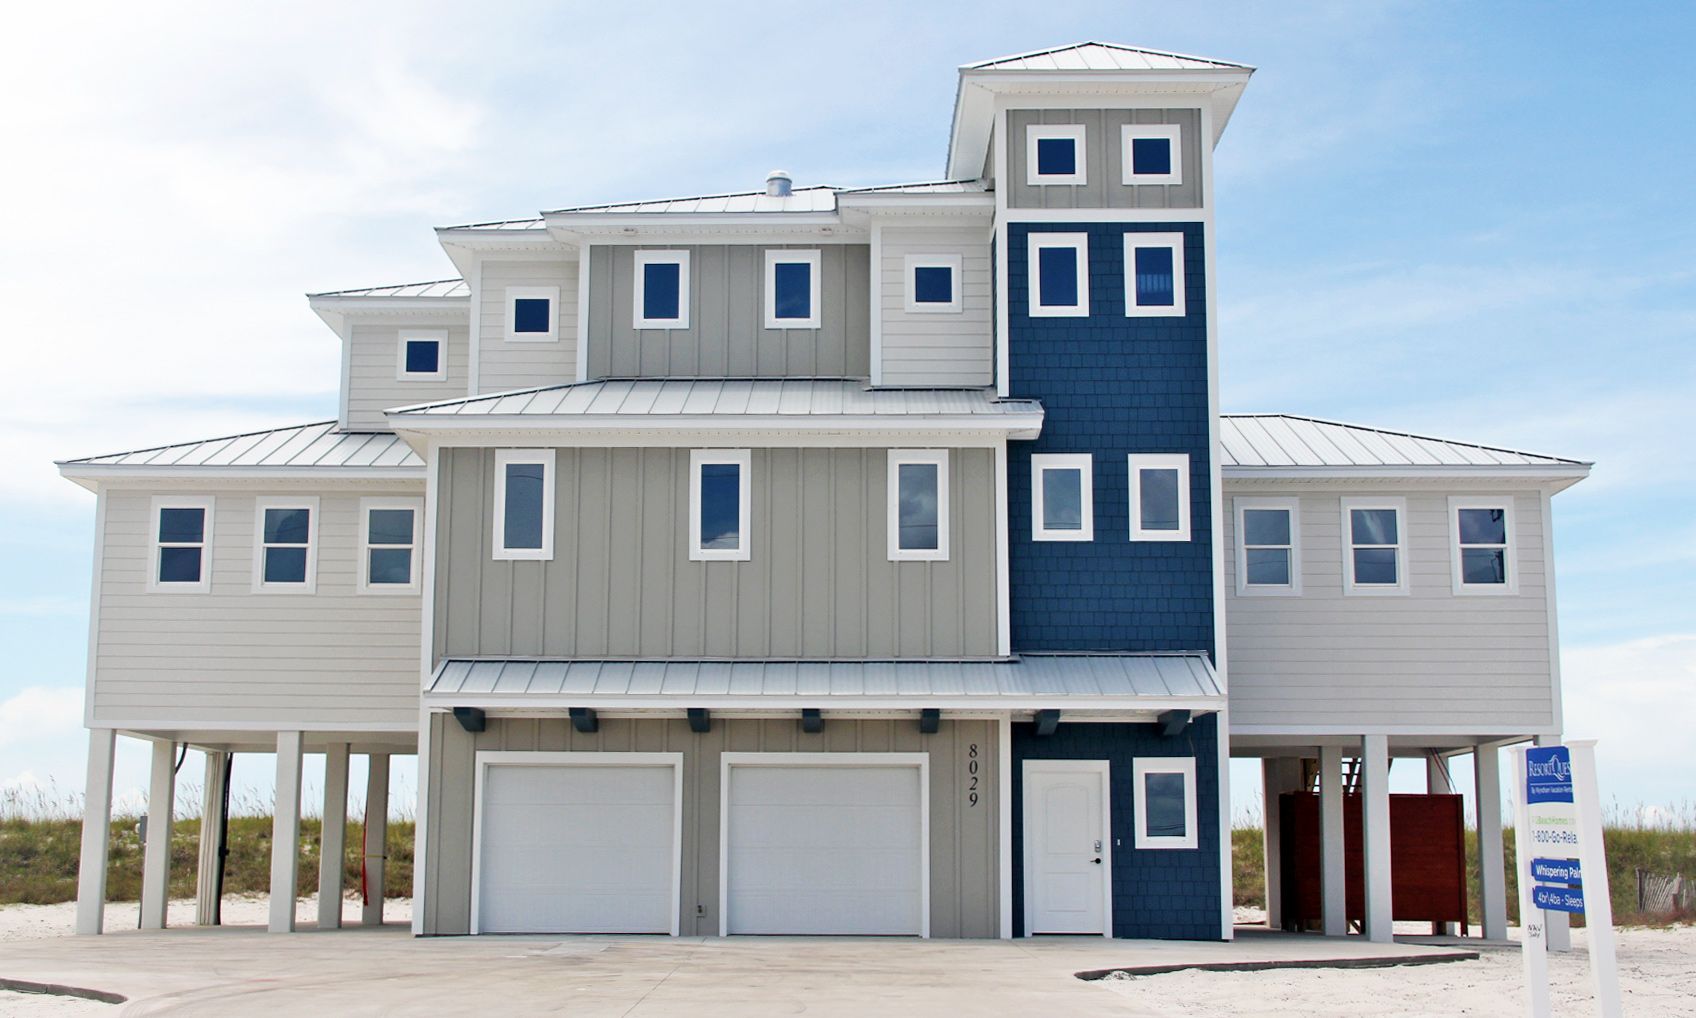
[1508, 740, 1621, 1018]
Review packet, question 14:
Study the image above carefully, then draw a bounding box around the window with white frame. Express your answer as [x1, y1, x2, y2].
[689, 450, 751, 562]
[505, 285, 558, 342]
[493, 449, 555, 560]
[1450, 497, 1517, 594]
[1128, 454, 1190, 542]
[904, 254, 962, 313]
[1031, 454, 1093, 541]
[1025, 123, 1087, 185]
[1342, 497, 1408, 594]
[1133, 758, 1198, 849]
[253, 497, 318, 592]
[1235, 497, 1301, 595]
[764, 249, 821, 329]
[149, 496, 213, 592]
[1120, 123, 1182, 185]
[1124, 233, 1186, 317]
[634, 250, 690, 329]
[1027, 233, 1089, 318]
[396, 329, 447, 381]
[888, 449, 949, 561]
[360, 498, 422, 593]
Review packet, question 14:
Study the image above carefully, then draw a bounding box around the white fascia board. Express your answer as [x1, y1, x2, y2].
[388, 413, 1044, 439]
[56, 464, 426, 485]
[1221, 465, 1590, 485]
[835, 194, 995, 215]
[435, 231, 570, 278]
[422, 693, 1226, 712]
[306, 298, 469, 320]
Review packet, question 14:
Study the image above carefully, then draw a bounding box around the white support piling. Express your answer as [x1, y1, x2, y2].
[1476, 744, 1509, 940]
[363, 753, 390, 926]
[1319, 745, 1348, 937]
[139, 739, 177, 930]
[75, 729, 117, 936]
[1360, 734, 1394, 943]
[269, 731, 304, 933]
[318, 743, 351, 929]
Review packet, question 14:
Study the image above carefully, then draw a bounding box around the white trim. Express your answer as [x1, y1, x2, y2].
[1223, 464, 1589, 483]
[466, 259, 482, 394]
[1215, 706, 1234, 939]
[1132, 757, 1199, 850]
[1024, 123, 1087, 186]
[1003, 208, 1206, 223]
[93, 718, 421, 735]
[63, 465, 425, 484]
[887, 448, 949, 561]
[996, 714, 1013, 939]
[869, 223, 884, 385]
[994, 440, 1011, 656]
[904, 254, 963, 313]
[251, 496, 319, 594]
[1449, 496, 1519, 595]
[1123, 232, 1187, 318]
[1031, 453, 1094, 541]
[1542, 489, 1565, 735]
[358, 497, 423, 594]
[763, 249, 822, 329]
[1026, 232, 1090, 318]
[419, 441, 441, 685]
[422, 693, 1226, 713]
[632, 249, 691, 330]
[717, 751, 930, 938]
[410, 708, 432, 934]
[1020, 759, 1113, 938]
[82, 490, 107, 728]
[1233, 497, 1301, 595]
[336, 314, 354, 429]
[574, 251, 591, 381]
[391, 414, 1042, 440]
[993, 105, 1010, 397]
[147, 495, 214, 593]
[470, 751, 684, 937]
[1341, 496, 1409, 595]
[492, 449, 555, 561]
[1120, 123, 1183, 185]
[395, 328, 448, 382]
[688, 449, 751, 562]
[1128, 453, 1191, 542]
[504, 285, 559, 343]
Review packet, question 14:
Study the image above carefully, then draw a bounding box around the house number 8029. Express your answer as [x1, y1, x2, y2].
[967, 743, 980, 806]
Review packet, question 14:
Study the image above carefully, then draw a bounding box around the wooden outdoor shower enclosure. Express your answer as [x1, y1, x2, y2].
[1278, 792, 1469, 929]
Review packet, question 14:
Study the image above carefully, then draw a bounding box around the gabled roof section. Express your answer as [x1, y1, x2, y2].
[307, 279, 468, 299]
[1220, 414, 1590, 479]
[964, 41, 1252, 72]
[57, 422, 424, 487]
[437, 216, 547, 232]
[545, 185, 842, 217]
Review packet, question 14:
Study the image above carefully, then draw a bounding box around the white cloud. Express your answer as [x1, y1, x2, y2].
[0, 686, 83, 750]
[1561, 635, 1696, 809]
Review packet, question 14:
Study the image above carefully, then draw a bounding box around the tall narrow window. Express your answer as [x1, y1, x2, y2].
[1451, 498, 1516, 594]
[1133, 758, 1198, 850]
[905, 254, 962, 313]
[493, 449, 555, 560]
[253, 497, 318, 592]
[888, 449, 949, 561]
[1128, 454, 1191, 542]
[689, 450, 751, 562]
[150, 497, 213, 592]
[634, 250, 690, 329]
[1124, 233, 1186, 317]
[1342, 497, 1407, 594]
[1025, 124, 1087, 185]
[397, 329, 447, 381]
[361, 498, 422, 593]
[1120, 124, 1183, 185]
[506, 286, 559, 342]
[765, 249, 821, 328]
[1027, 233, 1089, 318]
[1235, 498, 1300, 595]
[1031, 454, 1094, 541]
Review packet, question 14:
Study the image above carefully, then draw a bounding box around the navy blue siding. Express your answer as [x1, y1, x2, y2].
[1011, 715, 1223, 939]
[1006, 222, 1213, 655]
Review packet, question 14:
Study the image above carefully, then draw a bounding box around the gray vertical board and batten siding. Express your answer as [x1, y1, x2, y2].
[585, 245, 871, 379]
[344, 322, 470, 429]
[1005, 108, 1203, 210]
[422, 715, 1000, 937]
[877, 225, 994, 387]
[479, 259, 579, 392]
[1223, 488, 1557, 731]
[435, 446, 999, 659]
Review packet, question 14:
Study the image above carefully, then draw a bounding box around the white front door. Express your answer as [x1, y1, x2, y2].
[1025, 763, 1109, 935]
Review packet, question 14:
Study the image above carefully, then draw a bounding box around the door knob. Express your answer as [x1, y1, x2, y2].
[1092, 857, 1102, 865]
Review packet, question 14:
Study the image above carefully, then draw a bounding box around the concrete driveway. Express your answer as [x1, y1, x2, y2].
[0, 925, 1477, 1017]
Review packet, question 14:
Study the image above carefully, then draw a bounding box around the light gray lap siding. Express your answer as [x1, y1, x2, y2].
[434, 446, 999, 660]
[1224, 487, 1556, 732]
[1006, 108, 1203, 210]
[585, 245, 871, 379]
[422, 715, 1000, 937]
[345, 322, 470, 429]
[878, 226, 993, 387]
[479, 259, 579, 392]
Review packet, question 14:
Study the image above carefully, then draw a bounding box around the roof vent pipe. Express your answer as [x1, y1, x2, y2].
[765, 170, 793, 197]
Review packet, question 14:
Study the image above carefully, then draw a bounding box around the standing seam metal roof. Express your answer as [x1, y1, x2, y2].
[59, 422, 423, 470]
[963, 41, 1252, 72]
[1219, 415, 1586, 468]
[307, 279, 469, 299]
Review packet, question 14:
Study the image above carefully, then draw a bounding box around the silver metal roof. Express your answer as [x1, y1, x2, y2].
[546, 185, 842, 217]
[1219, 415, 1587, 470]
[839, 180, 992, 195]
[439, 216, 547, 232]
[427, 654, 1221, 708]
[59, 422, 424, 471]
[964, 41, 1252, 72]
[308, 279, 468, 299]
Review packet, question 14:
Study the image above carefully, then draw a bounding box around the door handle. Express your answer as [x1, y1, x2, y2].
[1092, 858, 1102, 865]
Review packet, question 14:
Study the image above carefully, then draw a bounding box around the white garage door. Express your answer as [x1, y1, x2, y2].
[476, 760, 676, 934]
[725, 761, 924, 935]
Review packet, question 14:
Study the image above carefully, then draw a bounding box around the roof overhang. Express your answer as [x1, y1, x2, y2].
[55, 463, 425, 492]
[307, 295, 470, 336]
[543, 213, 863, 246]
[434, 227, 569, 277]
[1223, 464, 1592, 493]
[388, 414, 1044, 451]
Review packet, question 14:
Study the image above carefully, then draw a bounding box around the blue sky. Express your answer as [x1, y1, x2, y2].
[0, 0, 1690, 822]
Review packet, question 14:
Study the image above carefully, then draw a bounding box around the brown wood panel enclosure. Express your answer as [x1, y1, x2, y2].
[1277, 792, 1468, 928]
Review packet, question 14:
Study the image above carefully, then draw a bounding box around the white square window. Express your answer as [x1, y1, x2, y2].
[493, 449, 555, 561]
[1341, 497, 1408, 595]
[634, 250, 690, 330]
[1128, 454, 1191, 542]
[396, 329, 447, 381]
[689, 450, 751, 562]
[148, 496, 214, 593]
[904, 254, 963, 313]
[1234, 497, 1301, 595]
[1120, 124, 1183, 185]
[888, 449, 949, 561]
[1027, 233, 1089, 318]
[1031, 454, 1094, 542]
[252, 496, 319, 593]
[505, 285, 559, 343]
[360, 498, 423, 594]
[1133, 758, 1198, 850]
[1124, 233, 1186, 317]
[1450, 497, 1517, 595]
[1025, 123, 1087, 185]
[764, 249, 822, 329]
